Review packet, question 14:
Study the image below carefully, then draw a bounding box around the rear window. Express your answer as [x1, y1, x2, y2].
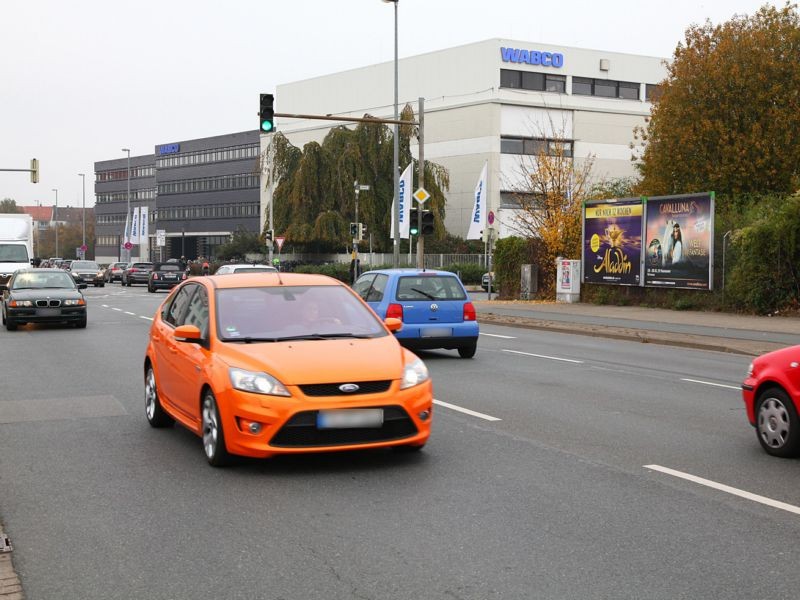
[132, 263, 153, 269]
[395, 275, 466, 301]
[157, 264, 181, 271]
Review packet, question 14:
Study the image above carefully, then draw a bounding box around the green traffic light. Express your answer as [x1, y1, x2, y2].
[261, 120, 273, 132]
[410, 227, 419, 235]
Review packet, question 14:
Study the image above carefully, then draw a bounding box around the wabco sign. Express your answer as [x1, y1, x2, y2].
[501, 47, 564, 68]
[158, 143, 180, 155]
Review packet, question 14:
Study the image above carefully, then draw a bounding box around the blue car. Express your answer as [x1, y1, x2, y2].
[353, 269, 479, 358]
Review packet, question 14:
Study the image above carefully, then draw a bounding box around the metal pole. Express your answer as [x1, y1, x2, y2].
[416, 97, 425, 270]
[122, 148, 131, 262]
[722, 230, 732, 292]
[51, 188, 58, 258]
[391, 0, 400, 267]
[78, 173, 86, 255]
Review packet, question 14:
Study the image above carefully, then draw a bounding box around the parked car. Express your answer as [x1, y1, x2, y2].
[122, 262, 154, 286]
[144, 273, 432, 466]
[481, 271, 495, 291]
[69, 260, 105, 287]
[742, 345, 800, 457]
[1, 268, 87, 330]
[353, 269, 479, 358]
[214, 263, 279, 275]
[105, 262, 129, 283]
[148, 262, 187, 292]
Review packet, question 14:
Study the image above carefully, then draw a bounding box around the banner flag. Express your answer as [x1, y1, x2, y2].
[391, 163, 413, 239]
[466, 161, 488, 240]
[139, 206, 149, 243]
[130, 207, 140, 244]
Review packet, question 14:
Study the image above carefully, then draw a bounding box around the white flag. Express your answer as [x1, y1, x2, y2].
[467, 161, 488, 240]
[130, 207, 140, 244]
[391, 163, 413, 239]
[139, 206, 149, 243]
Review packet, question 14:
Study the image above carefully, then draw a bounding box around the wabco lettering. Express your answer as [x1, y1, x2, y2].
[399, 179, 405, 222]
[501, 47, 564, 68]
[473, 181, 482, 223]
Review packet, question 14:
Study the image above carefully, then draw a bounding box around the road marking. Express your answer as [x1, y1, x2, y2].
[480, 332, 516, 339]
[433, 399, 501, 422]
[139, 316, 153, 321]
[502, 349, 583, 364]
[644, 464, 800, 516]
[124, 311, 136, 316]
[112, 308, 122, 312]
[680, 378, 740, 390]
[102, 304, 109, 308]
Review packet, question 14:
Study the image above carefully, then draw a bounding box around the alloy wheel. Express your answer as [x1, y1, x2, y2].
[758, 397, 790, 449]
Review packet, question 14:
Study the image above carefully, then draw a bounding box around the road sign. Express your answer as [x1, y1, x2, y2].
[488, 210, 495, 225]
[156, 230, 166, 247]
[275, 236, 285, 251]
[124, 242, 132, 250]
[80, 244, 88, 252]
[413, 188, 430, 204]
[357, 184, 370, 191]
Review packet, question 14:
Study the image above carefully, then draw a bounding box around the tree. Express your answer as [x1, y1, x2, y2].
[215, 230, 264, 261]
[0, 198, 21, 213]
[635, 4, 800, 198]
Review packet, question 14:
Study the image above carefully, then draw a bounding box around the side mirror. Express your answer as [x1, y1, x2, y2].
[174, 324, 203, 342]
[77, 283, 88, 290]
[384, 317, 403, 333]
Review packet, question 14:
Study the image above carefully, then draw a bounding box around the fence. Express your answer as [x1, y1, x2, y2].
[257, 253, 489, 269]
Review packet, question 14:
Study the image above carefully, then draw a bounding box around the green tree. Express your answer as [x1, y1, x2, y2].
[215, 230, 264, 261]
[635, 4, 800, 198]
[0, 198, 21, 213]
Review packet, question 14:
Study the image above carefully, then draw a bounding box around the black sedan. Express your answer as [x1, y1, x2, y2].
[69, 260, 105, 287]
[1, 268, 87, 330]
[147, 262, 186, 292]
[122, 262, 154, 286]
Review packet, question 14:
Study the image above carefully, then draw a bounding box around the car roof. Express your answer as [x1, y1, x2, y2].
[361, 268, 459, 277]
[223, 264, 277, 269]
[205, 272, 342, 290]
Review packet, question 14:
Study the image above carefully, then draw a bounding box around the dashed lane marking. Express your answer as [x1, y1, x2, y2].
[680, 378, 740, 391]
[433, 399, 501, 421]
[502, 349, 584, 364]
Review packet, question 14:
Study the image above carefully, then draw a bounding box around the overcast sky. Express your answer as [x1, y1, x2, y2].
[0, 0, 781, 208]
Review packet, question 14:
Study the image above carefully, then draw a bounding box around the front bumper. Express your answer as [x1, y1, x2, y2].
[7, 305, 86, 324]
[742, 377, 757, 426]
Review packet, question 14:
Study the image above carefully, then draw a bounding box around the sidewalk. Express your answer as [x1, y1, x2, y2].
[472, 299, 800, 356]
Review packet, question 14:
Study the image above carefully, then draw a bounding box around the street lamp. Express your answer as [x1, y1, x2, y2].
[122, 148, 131, 262]
[383, 0, 400, 267]
[77, 173, 86, 254]
[51, 188, 58, 258]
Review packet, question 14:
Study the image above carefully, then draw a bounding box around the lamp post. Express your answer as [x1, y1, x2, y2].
[51, 188, 58, 258]
[122, 148, 131, 262]
[77, 173, 86, 256]
[383, 0, 400, 267]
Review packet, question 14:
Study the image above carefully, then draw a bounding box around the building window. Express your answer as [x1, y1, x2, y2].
[500, 69, 566, 93]
[645, 84, 663, 102]
[501, 136, 573, 158]
[155, 143, 259, 169]
[572, 77, 641, 100]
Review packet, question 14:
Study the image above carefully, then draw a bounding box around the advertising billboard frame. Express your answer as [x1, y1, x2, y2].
[581, 197, 644, 287]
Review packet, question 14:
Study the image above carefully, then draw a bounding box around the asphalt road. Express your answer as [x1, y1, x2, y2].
[1, 284, 800, 599]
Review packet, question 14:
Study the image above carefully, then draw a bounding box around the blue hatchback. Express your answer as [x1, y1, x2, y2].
[353, 269, 479, 358]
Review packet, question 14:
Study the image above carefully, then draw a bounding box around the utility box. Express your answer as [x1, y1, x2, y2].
[556, 259, 581, 303]
[520, 264, 538, 300]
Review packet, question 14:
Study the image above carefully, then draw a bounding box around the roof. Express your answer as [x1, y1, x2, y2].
[207, 272, 342, 290]
[20, 206, 52, 221]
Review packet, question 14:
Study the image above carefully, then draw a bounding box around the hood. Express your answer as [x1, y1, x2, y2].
[217, 335, 406, 386]
[11, 288, 83, 301]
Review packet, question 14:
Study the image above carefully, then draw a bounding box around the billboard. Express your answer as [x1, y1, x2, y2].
[582, 198, 643, 286]
[643, 192, 715, 290]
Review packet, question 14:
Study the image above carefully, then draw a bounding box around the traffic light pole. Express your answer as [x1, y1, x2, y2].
[416, 97, 425, 270]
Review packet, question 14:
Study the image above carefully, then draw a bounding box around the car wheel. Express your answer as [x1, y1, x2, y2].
[148, 284, 154, 293]
[75, 316, 87, 329]
[756, 387, 800, 457]
[202, 390, 231, 467]
[1, 307, 5, 325]
[6, 317, 17, 331]
[458, 340, 477, 359]
[145, 365, 174, 428]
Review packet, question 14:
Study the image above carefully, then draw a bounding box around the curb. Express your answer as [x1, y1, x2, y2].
[476, 312, 783, 357]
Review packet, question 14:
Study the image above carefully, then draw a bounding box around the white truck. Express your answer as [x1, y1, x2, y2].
[0, 213, 34, 290]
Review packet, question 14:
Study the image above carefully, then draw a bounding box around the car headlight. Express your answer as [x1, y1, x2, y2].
[9, 299, 33, 307]
[229, 367, 290, 396]
[746, 362, 754, 378]
[63, 299, 86, 306]
[401, 358, 430, 389]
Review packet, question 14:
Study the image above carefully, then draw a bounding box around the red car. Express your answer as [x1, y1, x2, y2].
[742, 345, 800, 457]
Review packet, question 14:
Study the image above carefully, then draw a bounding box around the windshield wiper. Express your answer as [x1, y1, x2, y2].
[410, 287, 436, 300]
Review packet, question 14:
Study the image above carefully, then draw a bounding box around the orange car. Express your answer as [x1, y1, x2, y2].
[144, 273, 433, 466]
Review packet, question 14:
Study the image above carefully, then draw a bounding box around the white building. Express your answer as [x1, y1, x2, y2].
[265, 39, 667, 240]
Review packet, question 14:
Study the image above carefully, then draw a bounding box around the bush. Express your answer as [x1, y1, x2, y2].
[294, 262, 352, 283]
[440, 263, 483, 285]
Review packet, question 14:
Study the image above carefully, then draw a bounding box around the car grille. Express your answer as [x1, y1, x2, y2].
[36, 299, 61, 307]
[270, 406, 418, 448]
[299, 380, 392, 397]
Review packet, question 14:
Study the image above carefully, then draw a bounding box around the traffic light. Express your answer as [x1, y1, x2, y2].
[30, 158, 39, 183]
[265, 229, 274, 243]
[421, 210, 435, 235]
[358, 223, 367, 240]
[350, 222, 358, 237]
[259, 94, 275, 133]
[409, 208, 419, 235]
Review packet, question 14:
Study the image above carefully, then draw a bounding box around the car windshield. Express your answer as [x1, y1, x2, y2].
[72, 261, 99, 270]
[216, 285, 386, 341]
[396, 275, 467, 300]
[0, 244, 30, 263]
[12, 271, 76, 290]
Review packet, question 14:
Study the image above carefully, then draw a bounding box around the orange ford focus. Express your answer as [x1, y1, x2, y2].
[144, 273, 433, 466]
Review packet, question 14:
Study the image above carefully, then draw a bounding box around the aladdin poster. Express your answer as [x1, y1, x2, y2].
[643, 192, 715, 290]
[582, 198, 642, 286]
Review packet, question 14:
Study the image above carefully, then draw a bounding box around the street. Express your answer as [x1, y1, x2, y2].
[1, 286, 800, 599]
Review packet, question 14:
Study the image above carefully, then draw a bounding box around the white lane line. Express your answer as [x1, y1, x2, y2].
[139, 316, 153, 321]
[480, 332, 516, 339]
[502, 349, 584, 364]
[102, 304, 109, 308]
[433, 399, 501, 422]
[124, 311, 136, 316]
[112, 308, 122, 312]
[680, 378, 740, 391]
[644, 464, 800, 516]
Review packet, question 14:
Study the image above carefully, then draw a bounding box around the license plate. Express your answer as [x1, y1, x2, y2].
[421, 327, 452, 338]
[317, 409, 384, 429]
[164, 275, 177, 279]
[37, 308, 60, 316]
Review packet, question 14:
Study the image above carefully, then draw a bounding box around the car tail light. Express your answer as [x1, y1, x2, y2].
[152, 273, 159, 280]
[386, 303, 403, 319]
[181, 273, 187, 280]
[130, 268, 138, 273]
[463, 302, 476, 321]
